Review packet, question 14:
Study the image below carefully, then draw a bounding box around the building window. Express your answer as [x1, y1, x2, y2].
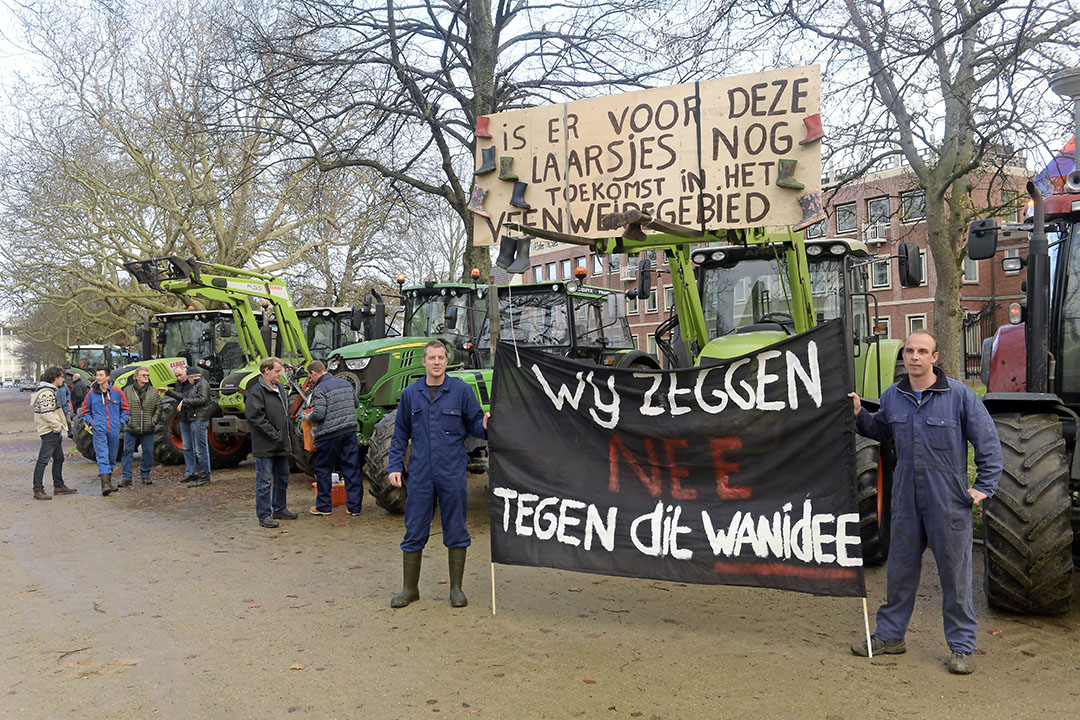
[962, 255, 979, 284]
[533, 265, 543, 283]
[1004, 248, 1020, 276]
[647, 334, 657, 355]
[906, 314, 927, 335]
[626, 295, 639, 315]
[646, 288, 658, 313]
[561, 259, 571, 280]
[870, 259, 890, 289]
[805, 219, 826, 239]
[664, 286, 674, 311]
[874, 316, 891, 338]
[900, 191, 926, 222]
[867, 197, 890, 225]
[610, 254, 621, 270]
[546, 262, 555, 281]
[630, 334, 639, 349]
[835, 203, 857, 234]
[592, 254, 604, 274]
[919, 252, 928, 287]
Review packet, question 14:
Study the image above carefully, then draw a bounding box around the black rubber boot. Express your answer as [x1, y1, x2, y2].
[476, 146, 496, 175]
[509, 180, 530, 209]
[391, 551, 423, 608]
[100, 473, 115, 497]
[448, 547, 468, 608]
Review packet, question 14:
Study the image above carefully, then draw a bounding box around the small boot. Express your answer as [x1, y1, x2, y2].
[391, 550, 423, 608]
[448, 547, 468, 608]
[799, 112, 824, 145]
[100, 473, 115, 497]
[498, 156, 517, 181]
[33, 488, 52, 501]
[775, 158, 805, 190]
[509, 181, 530, 210]
[475, 115, 492, 138]
[475, 146, 496, 175]
[467, 186, 491, 218]
[495, 234, 518, 270]
[793, 191, 826, 231]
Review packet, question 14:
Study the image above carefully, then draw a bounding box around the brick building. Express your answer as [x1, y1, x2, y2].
[522, 154, 1031, 375]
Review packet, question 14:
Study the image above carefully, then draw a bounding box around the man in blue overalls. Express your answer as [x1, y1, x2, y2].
[388, 340, 487, 609]
[848, 330, 1002, 674]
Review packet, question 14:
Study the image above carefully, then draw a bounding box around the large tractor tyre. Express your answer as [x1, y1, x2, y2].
[984, 412, 1074, 614]
[363, 410, 408, 514]
[154, 401, 186, 465]
[71, 417, 125, 465]
[854, 436, 891, 567]
[207, 405, 250, 469]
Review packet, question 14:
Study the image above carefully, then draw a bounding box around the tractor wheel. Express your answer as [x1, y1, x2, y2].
[855, 436, 891, 567]
[154, 401, 186, 465]
[983, 412, 1073, 614]
[207, 405, 249, 469]
[363, 410, 407, 514]
[292, 432, 316, 477]
[71, 415, 98, 461]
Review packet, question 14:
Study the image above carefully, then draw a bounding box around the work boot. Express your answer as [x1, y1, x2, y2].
[33, 488, 52, 501]
[850, 634, 906, 657]
[448, 547, 468, 608]
[100, 473, 115, 497]
[475, 146, 496, 175]
[53, 485, 77, 495]
[140, 476, 152, 485]
[793, 191, 825, 231]
[498, 156, 517, 181]
[947, 651, 974, 675]
[799, 112, 824, 145]
[467, 185, 491, 218]
[475, 115, 492, 138]
[181, 474, 197, 484]
[391, 550, 423, 608]
[509, 181, 531, 210]
[117, 477, 133, 488]
[189, 474, 210, 487]
[776, 158, 805, 190]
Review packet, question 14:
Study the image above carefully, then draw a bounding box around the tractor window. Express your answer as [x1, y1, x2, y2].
[1058, 224, 1080, 399]
[301, 316, 336, 359]
[405, 293, 472, 338]
[495, 291, 570, 347]
[807, 258, 846, 322]
[68, 347, 107, 369]
[162, 318, 215, 362]
[700, 258, 792, 336]
[572, 294, 634, 349]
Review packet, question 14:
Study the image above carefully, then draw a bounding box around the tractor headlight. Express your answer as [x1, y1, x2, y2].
[345, 357, 371, 371]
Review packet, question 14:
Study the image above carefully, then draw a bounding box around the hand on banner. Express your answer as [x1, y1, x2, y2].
[389, 472, 403, 488]
[847, 392, 861, 416]
[968, 488, 988, 505]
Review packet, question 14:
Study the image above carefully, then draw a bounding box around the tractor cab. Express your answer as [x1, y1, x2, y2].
[296, 307, 365, 362]
[152, 310, 245, 386]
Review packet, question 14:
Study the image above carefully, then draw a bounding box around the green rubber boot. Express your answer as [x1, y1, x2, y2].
[391, 551, 423, 608]
[448, 547, 468, 608]
[100, 473, 115, 497]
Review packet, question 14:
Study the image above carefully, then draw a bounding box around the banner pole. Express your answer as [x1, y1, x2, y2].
[861, 597, 873, 659]
[490, 562, 497, 616]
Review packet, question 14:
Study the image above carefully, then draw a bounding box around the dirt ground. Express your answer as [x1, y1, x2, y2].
[1, 390, 1078, 719]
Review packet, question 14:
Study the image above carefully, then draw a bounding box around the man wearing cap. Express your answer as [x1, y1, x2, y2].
[165, 364, 214, 486]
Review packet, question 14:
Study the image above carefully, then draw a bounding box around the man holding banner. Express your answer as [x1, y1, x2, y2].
[849, 330, 1001, 675]
[388, 340, 488, 609]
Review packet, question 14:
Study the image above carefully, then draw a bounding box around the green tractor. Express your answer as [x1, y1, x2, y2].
[296, 307, 366, 361]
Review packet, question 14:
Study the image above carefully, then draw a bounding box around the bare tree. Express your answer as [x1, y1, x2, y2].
[236, 0, 744, 281]
[740, 0, 1080, 376]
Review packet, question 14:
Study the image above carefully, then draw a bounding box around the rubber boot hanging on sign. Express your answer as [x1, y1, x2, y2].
[776, 158, 805, 190]
[507, 237, 531, 274]
[495, 235, 517, 270]
[509, 181, 530, 210]
[799, 113, 824, 145]
[467, 185, 491, 218]
[475, 146, 496, 175]
[499, 156, 517, 181]
[475, 116, 492, 138]
[793, 191, 826, 231]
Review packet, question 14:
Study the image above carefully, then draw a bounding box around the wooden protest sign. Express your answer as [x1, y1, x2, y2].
[472, 65, 821, 245]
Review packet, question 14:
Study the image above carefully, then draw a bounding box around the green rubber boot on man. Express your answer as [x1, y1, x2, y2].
[448, 547, 468, 608]
[391, 551, 423, 608]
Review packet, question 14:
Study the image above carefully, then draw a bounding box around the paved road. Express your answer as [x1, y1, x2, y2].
[0, 389, 1077, 718]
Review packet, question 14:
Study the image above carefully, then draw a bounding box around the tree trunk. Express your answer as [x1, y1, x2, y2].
[925, 203, 964, 379]
[465, 0, 496, 282]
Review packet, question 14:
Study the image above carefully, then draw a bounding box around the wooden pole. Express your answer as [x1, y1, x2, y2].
[490, 562, 497, 616]
[861, 597, 873, 659]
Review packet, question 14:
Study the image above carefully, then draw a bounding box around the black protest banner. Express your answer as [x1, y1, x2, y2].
[488, 320, 865, 598]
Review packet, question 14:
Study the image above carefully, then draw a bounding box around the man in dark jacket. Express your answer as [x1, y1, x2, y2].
[849, 330, 1002, 675]
[303, 360, 364, 516]
[165, 365, 214, 486]
[70, 372, 88, 418]
[245, 356, 296, 528]
[388, 340, 487, 609]
[81, 366, 130, 496]
[121, 367, 162, 486]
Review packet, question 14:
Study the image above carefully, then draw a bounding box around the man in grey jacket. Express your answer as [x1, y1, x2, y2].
[165, 365, 213, 486]
[121, 367, 162, 486]
[303, 360, 364, 516]
[245, 357, 296, 528]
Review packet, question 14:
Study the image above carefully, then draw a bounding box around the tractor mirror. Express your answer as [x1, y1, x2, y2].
[445, 304, 459, 330]
[636, 257, 653, 298]
[897, 242, 923, 288]
[368, 299, 386, 341]
[966, 218, 999, 260]
[606, 293, 622, 320]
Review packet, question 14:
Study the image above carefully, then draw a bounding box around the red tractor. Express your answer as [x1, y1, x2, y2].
[966, 67, 1080, 614]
